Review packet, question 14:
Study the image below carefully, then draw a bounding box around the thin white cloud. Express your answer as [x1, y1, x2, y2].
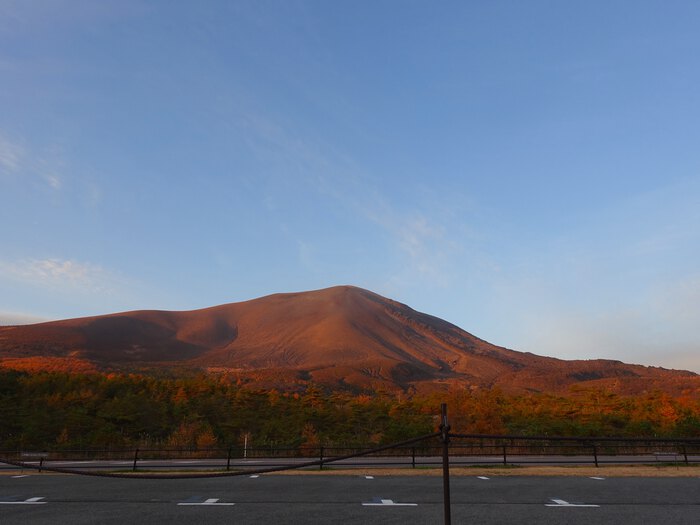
[44, 173, 62, 189]
[35, 143, 66, 191]
[374, 210, 456, 288]
[0, 258, 118, 295]
[238, 108, 475, 294]
[0, 131, 65, 190]
[0, 134, 24, 175]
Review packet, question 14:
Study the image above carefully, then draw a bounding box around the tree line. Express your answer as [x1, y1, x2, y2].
[0, 369, 698, 451]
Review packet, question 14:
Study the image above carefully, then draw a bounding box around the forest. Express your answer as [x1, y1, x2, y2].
[1, 369, 699, 451]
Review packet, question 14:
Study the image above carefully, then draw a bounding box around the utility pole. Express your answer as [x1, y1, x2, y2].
[440, 403, 452, 525]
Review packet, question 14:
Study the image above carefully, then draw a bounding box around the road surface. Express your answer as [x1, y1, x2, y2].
[1, 473, 699, 524]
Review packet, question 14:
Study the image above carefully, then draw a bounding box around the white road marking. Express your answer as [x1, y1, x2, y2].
[249, 475, 259, 478]
[590, 477, 605, 480]
[365, 476, 374, 479]
[477, 476, 490, 480]
[546, 498, 599, 508]
[177, 498, 235, 506]
[0, 497, 46, 505]
[11, 475, 30, 479]
[363, 497, 417, 506]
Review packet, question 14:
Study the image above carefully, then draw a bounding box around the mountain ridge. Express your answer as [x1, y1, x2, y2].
[1, 285, 697, 395]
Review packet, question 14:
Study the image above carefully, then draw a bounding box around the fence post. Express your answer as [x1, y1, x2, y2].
[592, 443, 598, 468]
[226, 446, 232, 471]
[132, 448, 139, 472]
[412, 446, 416, 469]
[681, 444, 688, 465]
[440, 403, 451, 525]
[39, 457, 43, 473]
[502, 444, 507, 466]
[319, 446, 324, 471]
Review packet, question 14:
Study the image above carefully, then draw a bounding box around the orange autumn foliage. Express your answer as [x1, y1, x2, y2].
[0, 357, 97, 374]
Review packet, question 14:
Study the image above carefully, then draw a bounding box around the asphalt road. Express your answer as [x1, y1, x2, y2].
[2, 473, 699, 524]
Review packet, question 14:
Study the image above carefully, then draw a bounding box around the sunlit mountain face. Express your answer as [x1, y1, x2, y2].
[1, 286, 697, 395]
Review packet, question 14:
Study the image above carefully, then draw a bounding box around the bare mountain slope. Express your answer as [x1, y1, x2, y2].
[1, 286, 697, 394]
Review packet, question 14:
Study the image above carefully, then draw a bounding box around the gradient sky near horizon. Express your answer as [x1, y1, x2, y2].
[2, 1, 699, 372]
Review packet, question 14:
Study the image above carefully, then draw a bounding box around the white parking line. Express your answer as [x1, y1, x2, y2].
[546, 498, 599, 508]
[177, 498, 235, 506]
[0, 497, 46, 505]
[363, 497, 417, 507]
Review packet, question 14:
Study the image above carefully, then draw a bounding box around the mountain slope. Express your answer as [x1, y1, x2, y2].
[1, 286, 697, 394]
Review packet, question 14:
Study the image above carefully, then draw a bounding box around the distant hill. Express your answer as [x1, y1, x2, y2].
[1, 285, 697, 395]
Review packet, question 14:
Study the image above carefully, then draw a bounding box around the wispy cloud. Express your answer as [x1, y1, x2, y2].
[0, 131, 65, 190]
[238, 109, 474, 293]
[373, 210, 457, 288]
[0, 257, 119, 295]
[35, 143, 65, 190]
[0, 134, 24, 175]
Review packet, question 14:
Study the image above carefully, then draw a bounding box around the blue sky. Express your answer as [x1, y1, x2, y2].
[1, 1, 699, 372]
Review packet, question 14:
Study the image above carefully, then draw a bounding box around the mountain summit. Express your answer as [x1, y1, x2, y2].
[1, 286, 697, 394]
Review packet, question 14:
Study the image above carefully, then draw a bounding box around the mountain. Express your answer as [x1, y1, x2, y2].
[1, 285, 697, 395]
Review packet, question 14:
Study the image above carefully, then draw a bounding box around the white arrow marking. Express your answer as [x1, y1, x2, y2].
[363, 498, 417, 506]
[546, 498, 599, 508]
[178, 498, 235, 506]
[0, 497, 46, 505]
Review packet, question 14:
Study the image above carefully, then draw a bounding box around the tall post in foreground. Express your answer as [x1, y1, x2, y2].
[440, 403, 452, 525]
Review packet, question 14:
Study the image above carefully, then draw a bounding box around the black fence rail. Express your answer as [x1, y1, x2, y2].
[3, 434, 699, 471]
[449, 434, 700, 467]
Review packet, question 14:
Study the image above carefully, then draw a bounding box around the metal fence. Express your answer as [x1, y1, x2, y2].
[3, 434, 699, 471]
